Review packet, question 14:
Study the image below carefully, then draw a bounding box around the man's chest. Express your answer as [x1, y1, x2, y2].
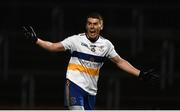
[74, 40, 108, 56]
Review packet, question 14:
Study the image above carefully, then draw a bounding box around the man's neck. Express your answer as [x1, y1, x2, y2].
[86, 33, 99, 43]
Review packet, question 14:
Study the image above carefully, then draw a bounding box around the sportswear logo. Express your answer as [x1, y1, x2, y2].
[89, 57, 95, 62]
[98, 46, 105, 52]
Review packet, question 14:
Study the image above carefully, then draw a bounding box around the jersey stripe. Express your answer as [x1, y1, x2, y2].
[71, 51, 106, 63]
[67, 63, 100, 76]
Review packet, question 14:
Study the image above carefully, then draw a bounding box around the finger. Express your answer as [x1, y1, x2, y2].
[22, 26, 28, 32]
[151, 74, 159, 80]
[29, 26, 36, 36]
[29, 26, 34, 32]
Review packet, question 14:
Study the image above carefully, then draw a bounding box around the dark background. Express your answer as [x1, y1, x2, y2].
[0, 0, 180, 110]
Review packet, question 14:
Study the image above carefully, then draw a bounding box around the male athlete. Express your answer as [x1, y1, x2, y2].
[22, 12, 159, 110]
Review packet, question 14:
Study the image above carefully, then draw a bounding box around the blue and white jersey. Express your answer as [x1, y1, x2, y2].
[61, 33, 118, 95]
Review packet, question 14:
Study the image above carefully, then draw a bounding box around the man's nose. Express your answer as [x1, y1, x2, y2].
[90, 24, 94, 28]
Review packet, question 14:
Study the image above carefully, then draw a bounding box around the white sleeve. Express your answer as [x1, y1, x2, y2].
[61, 36, 75, 52]
[106, 40, 118, 59]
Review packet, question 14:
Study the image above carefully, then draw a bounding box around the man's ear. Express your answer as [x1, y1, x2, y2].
[100, 25, 103, 30]
[100, 20, 103, 30]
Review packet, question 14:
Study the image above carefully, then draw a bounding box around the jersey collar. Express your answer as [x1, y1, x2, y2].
[85, 33, 100, 43]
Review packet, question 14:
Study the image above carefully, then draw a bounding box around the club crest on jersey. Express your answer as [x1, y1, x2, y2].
[91, 47, 96, 52]
[90, 45, 96, 52]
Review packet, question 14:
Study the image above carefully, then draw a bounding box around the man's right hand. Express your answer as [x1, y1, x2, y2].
[138, 68, 160, 86]
[22, 26, 38, 43]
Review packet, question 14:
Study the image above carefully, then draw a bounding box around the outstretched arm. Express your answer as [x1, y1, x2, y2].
[111, 55, 160, 85]
[36, 38, 65, 52]
[110, 55, 140, 77]
[22, 26, 65, 52]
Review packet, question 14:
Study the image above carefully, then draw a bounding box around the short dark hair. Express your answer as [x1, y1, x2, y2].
[86, 12, 103, 24]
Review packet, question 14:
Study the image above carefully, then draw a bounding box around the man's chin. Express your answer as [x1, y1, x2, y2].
[89, 34, 97, 38]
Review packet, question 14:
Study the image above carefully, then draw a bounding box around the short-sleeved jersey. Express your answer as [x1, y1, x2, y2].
[61, 33, 118, 95]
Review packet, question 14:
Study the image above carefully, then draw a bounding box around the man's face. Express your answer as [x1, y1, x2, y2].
[86, 17, 103, 40]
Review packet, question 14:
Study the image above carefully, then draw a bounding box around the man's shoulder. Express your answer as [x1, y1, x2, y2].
[71, 33, 85, 37]
[78, 33, 86, 36]
[68, 33, 85, 38]
[99, 35, 112, 43]
[63, 33, 85, 43]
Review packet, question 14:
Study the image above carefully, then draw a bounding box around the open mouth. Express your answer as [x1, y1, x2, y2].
[90, 29, 97, 34]
[90, 30, 96, 33]
[89, 32, 96, 37]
